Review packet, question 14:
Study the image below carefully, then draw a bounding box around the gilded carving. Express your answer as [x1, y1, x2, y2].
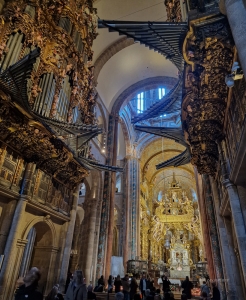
[0, 97, 89, 188]
[164, 0, 182, 22]
[182, 18, 234, 175]
[0, 0, 97, 123]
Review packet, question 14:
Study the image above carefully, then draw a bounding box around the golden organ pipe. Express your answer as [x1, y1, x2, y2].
[8, 33, 23, 67]
[34, 76, 44, 112]
[46, 77, 55, 117]
[43, 73, 54, 115]
[38, 73, 50, 115]
[3, 33, 19, 70]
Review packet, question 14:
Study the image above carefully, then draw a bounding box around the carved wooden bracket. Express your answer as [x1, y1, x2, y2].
[0, 94, 89, 188]
[182, 16, 234, 175]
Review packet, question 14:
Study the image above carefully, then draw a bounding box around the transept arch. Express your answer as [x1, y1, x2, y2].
[21, 216, 57, 247]
[111, 76, 178, 114]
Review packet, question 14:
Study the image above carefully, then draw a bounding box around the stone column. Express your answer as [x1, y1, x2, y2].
[105, 115, 119, 282]
[224, 0, 246, 76]
[236, 186, 246, 228]
[96, 114, 118, 279]
[46, 246, 59, 293]
[123, 157, 130, 270]
[210, 177, 243, 300]
[0, 199, 17, 254]
[0, 163, 35, 300]
[195, 172, 216, 279]
[129, 157, 139, 259]
[59, 185, 80, 292]
[84, 197, 98, 282]
[219, 143, 246, 287]
[19, 227, 36, 277]
[202, 175, 226, 299]
[224, 218, 246, 299]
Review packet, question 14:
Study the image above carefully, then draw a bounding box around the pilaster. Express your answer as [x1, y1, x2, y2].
[59, 185, 80, 292]
[210, 177, 244, 299]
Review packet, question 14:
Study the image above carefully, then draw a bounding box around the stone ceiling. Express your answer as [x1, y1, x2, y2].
[93, 0, 178, 111]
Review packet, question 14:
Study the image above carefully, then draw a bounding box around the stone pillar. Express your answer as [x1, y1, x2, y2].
[105, 115, 119, 282]
[96, 114, 117, 279]
[19, 227, 36, 277]
[224, 217, 246, 299]
[84, 197, 98, 282]
[129, 157, 139, 259]
[46, 246, 59, 293]
[123, 157, 130, 270]
[236, 186, 246, 228]
[202, 175, 226, 299]
[0, 199, 17, 254]
[219, 143, 246, 287]
[0, 163, 35, 300]
[210, 177, 244, 300]
[221, 180, 246, 285]
[195, 172, 216, 279]
[59, 185, 80, 292]
[224, 0, 246, 76]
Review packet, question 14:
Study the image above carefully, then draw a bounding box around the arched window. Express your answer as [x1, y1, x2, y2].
[131, 87, 167, 114]
[79, 183, 86, 196]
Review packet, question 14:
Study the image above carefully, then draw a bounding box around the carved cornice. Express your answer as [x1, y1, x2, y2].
[182, 16, 234, 176]
[0, 95, 89, 188]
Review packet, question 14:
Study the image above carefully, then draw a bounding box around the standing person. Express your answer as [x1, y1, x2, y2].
[162, 275, 171, 293]
[46, 285, 64, 300]
[15, 267, 43, 300]
[122, 274, 130, 300]
[140, 274, 147, 298]
[200, 281, 210, 298]
[130, 277, 138, 300]
[98, 275, 105, 287]
[114, 275, 122, 293]
[181, 276, 193, 300]
[115, 292, 124, 300]
[157, 276, 163, 291]
[108, 275, 113, 293]
[211, 282, 220, 300]
[154, 289, 162, 300]
[65, 270, 87, 300]
[145, 289, 154, 300]
[88, 285, 97, 300]
[200, 292, 211, 300]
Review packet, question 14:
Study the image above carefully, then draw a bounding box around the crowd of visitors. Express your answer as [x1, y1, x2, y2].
[14, 267, 221, 300]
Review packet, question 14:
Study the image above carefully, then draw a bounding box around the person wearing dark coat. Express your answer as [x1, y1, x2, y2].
[46, 285, 64, 300]
[181, 276, 193, 300]
[98, 275, 105, 287]
[65, 270, 87, 300]
[161, 276, 171, 293]
[15, 267, 43, 300]
[211, 282, 220, 300]
[114, 275, 122, 293]
[108, 275, 113, 293]
[140, 274, 147, 298]
[88, 285, 97, 300]
[130, 277, 138, 300]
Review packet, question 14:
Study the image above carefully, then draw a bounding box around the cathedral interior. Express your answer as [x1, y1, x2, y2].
[0, 0, 246, 299]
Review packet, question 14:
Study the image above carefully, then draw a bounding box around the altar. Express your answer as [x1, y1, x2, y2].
[169, 240, 190, 279]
